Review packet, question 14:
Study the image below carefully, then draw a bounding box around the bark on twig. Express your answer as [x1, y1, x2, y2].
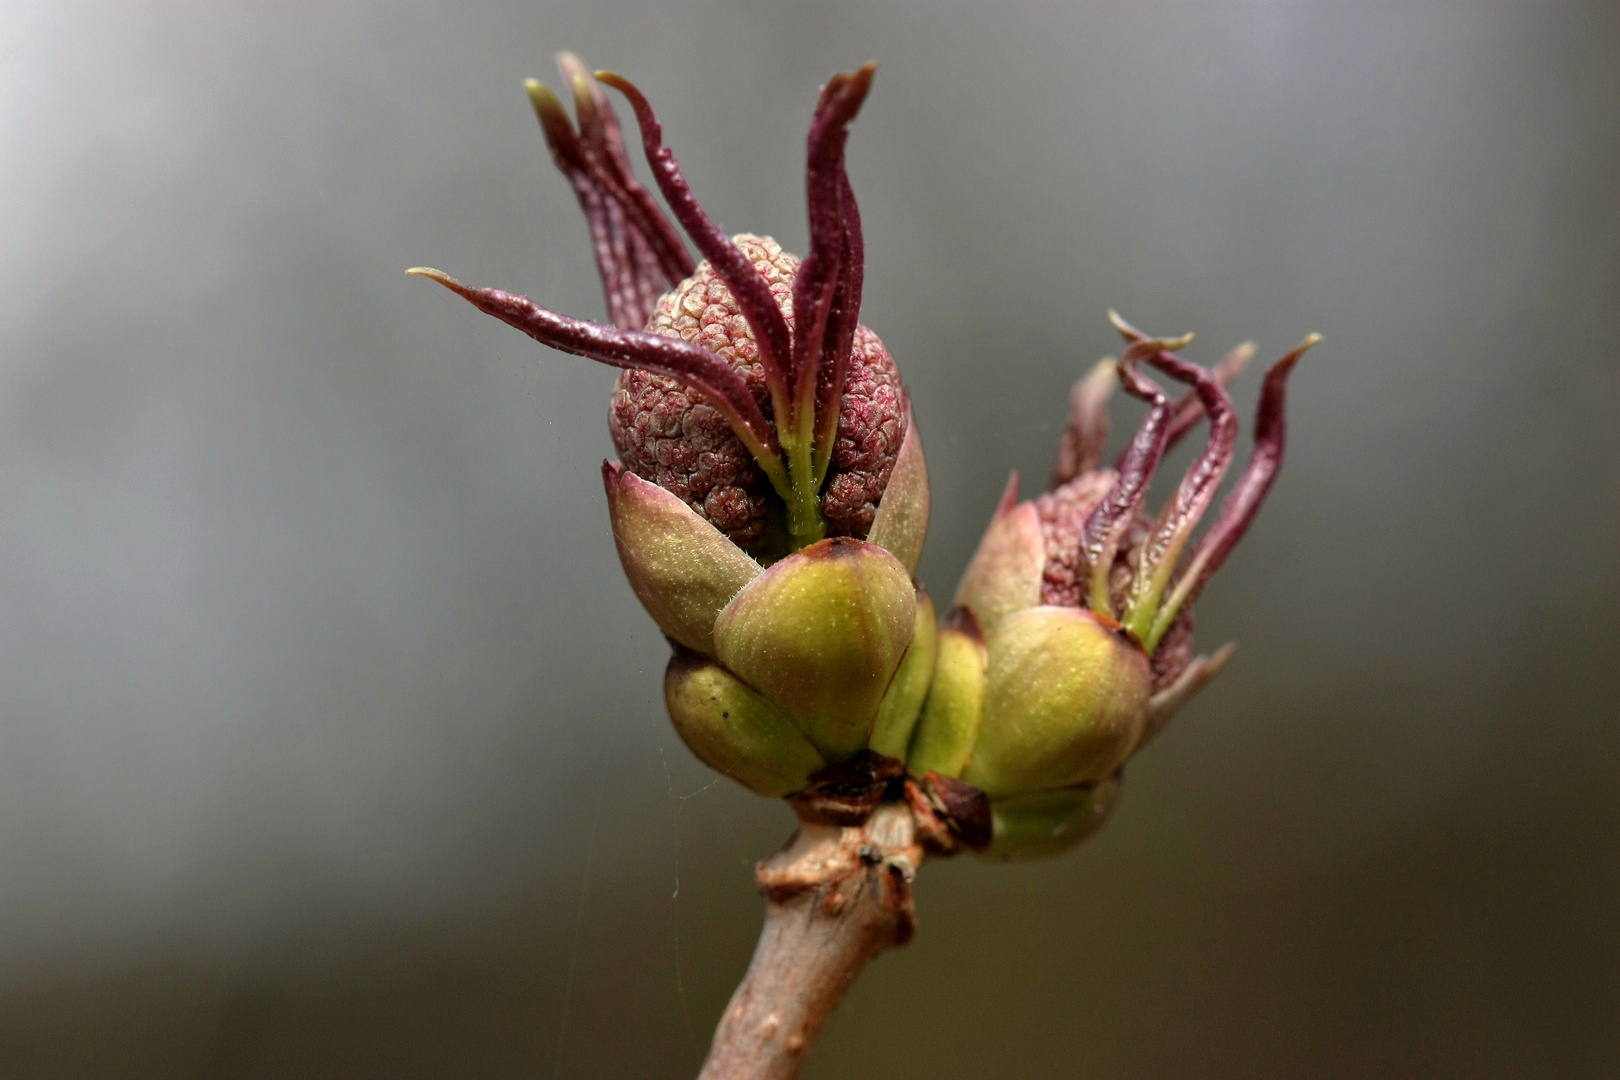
[696, 801, 924, 1080]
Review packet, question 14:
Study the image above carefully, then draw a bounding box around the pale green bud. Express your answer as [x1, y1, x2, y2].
[906, 607, 988, 778]
[868, 586, 938, 760]
[962, 606, 1150, 798]
[602, 463, 761, 655]
[864, 407, 930, 576]
[713, 537, 916, 760]
[663, 649, 828, 797]
[953, 473, 1044, 633]
[984, 775, 1122, 861]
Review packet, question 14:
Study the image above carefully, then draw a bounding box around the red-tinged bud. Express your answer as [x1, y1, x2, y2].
[413, 56, 1314, 854]
[953, 473, 1044, 631]
[961, 315, 1316, 712]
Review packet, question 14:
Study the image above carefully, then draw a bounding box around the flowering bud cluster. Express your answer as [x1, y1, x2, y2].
[902, 317, 1317, 857]
[413, 54, 1315, 862]
[413, 56, 931, 794]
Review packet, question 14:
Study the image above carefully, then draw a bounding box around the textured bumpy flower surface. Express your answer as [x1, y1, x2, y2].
[411, 54, 1316, 860]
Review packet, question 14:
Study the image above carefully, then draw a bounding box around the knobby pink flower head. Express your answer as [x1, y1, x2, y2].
[410, 54, 906, 557]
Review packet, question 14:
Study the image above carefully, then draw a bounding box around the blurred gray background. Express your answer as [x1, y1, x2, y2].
[1, 2, 1616, 1077]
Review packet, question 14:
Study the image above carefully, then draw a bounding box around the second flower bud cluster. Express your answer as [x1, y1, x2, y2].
[416, 54, 1315, 861]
